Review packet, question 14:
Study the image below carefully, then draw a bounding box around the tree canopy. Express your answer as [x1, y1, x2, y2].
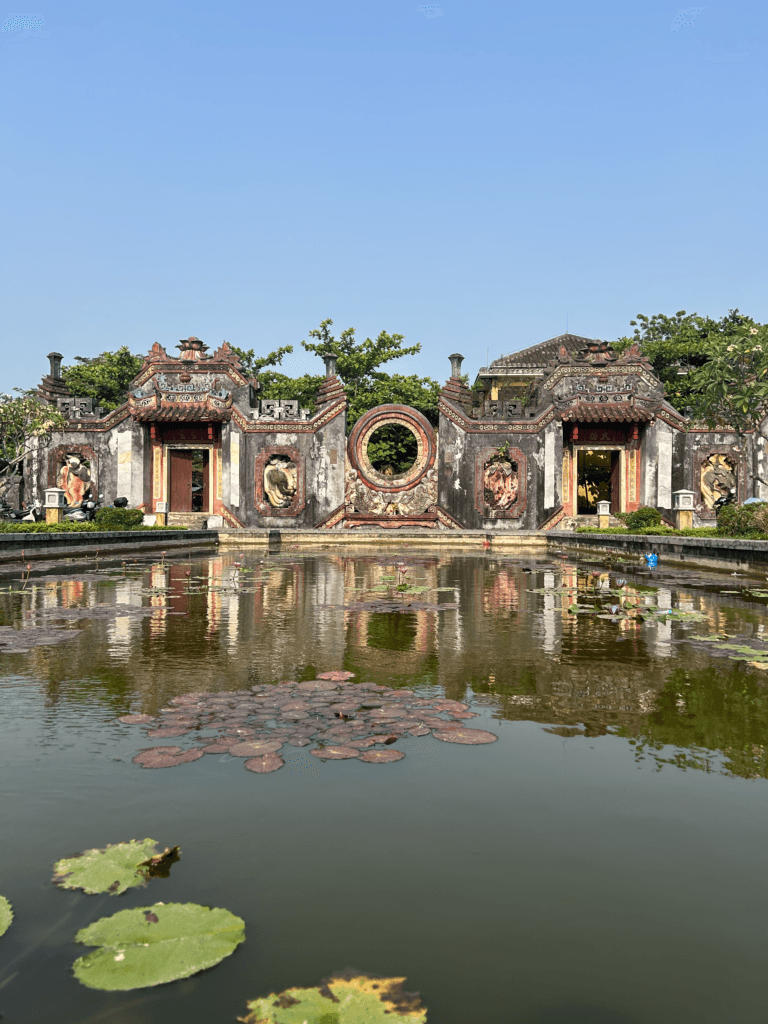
[62, 347, 144, 412]
[613, 309, 761, 413]
[232, 319, 440, 430]
[0, 391, 66, 496]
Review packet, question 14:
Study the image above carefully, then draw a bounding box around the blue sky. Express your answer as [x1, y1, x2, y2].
[1, 0, 766, 391]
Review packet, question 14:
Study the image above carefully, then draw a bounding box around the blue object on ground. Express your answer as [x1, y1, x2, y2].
[645, 553, 658, 569]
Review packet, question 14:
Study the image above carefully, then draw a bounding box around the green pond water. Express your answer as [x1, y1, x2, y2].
[1, 549, 768, 1023]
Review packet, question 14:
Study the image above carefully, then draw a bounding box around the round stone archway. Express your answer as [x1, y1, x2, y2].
[347, 405, 437, 493]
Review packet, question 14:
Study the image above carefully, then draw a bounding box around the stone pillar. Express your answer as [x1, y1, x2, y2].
[44, 486, 66, 524]
[596, 499, 611, 528]
[672, 489, 695, 530]
[449, 353, 464, 378]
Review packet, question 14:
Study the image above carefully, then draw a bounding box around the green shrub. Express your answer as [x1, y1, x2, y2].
[0, 521, 98, 533]
[716, 502, 768, 538]
[623, 506, 662, 531]
[93, 507, 145, 530]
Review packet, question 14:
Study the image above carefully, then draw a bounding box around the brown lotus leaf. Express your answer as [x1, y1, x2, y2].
[117, 714, 155, 725]
[296, 680, 339, 692]
[357, 749, 405, 763]
[373, 735, 399, 745]
[200, 743, 231, 753]
[133, 746, 182, 762]
[432, 728, 498, 744]
[281, 712, 309, 721]
[346, 737, 377, 749]
[433, 700, 470, 712]
[228, 739, 284, 757]
[136, 748, 205, 769]
[244, 753, 284, 773]
[408, 725, 431, 736]
[451, 712, 479, 719]
[317, 670, 356, 680]
[286, 737, 311, 747]
[310, 745, 360, 759]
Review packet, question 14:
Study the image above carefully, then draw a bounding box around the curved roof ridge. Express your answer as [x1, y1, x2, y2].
[483, 333, 599, 372]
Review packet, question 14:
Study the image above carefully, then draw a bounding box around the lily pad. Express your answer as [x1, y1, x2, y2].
[239, 971, 426, 1023]
[72, 902, 245, 991]
[358, 749, 405, 763]
[53, 839, 181, 896]
[432, 728, 498, 744]
[0, 895, 12, 937]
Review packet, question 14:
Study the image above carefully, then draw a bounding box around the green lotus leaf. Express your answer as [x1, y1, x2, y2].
[73, 902, 245, 991]
[53, 839, 180, 896]
[239, 972, 426, 1023]
[0, 896, 12, 937]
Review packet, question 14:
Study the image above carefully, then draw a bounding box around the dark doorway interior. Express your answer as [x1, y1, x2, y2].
[169, 449, 210, 512]
[577, 449, 620, 514]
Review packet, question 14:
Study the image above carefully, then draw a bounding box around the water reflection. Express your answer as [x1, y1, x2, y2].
[2, 551, 768, 778]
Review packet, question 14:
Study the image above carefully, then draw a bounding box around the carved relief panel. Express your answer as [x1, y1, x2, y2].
[254, 447, 305, 517]
[475, 447, 527, 518]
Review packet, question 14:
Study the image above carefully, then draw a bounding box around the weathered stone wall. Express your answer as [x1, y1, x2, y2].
[26, 413, 144, 507]
[437, 411, 554, 530]
[236, 410, 346, 528]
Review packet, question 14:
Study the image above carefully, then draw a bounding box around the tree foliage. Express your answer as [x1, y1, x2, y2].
[0, 391, 66, 497]
[62, 346, 144, 411]
[690, 323, 768, 435]
[232, 319, 441, 432]
[613, 309, 761, 413]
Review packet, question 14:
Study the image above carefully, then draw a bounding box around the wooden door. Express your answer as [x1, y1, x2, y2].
[610, 450, 622, 513]
[169, 450, 193, 511]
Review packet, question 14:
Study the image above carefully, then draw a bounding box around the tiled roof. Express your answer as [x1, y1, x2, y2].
[480, 334, 597, 373]
[560, 403, 655, 423]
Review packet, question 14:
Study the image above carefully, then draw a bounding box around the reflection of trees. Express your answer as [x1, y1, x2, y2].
[617, 666, 768, 778]
[4, 553, 768, 782]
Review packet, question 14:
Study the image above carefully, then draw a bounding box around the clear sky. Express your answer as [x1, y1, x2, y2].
[1, 0, 766, 392]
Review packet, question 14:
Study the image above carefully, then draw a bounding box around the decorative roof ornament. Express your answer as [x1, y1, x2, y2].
[210, 341, 242, 366]
[177, 337, 209, 360]
[572, 340, 618, 364]
[145, 342, 170, 363]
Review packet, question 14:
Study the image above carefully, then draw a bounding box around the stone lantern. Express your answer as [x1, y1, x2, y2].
[596, 499, 611, 528]
[44, 486, 66, 525]
[673, 489, 695, 530]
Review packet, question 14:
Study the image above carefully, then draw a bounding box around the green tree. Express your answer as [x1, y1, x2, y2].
[227, 343, 325, 412]
[690, 322, 768, 484]
[613, 309, 760, 413]
[232, 320, 441, 434]
[62, 346, 144, 411]
[0, 391, 66, 497]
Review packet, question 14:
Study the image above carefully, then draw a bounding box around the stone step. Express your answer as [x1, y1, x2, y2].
[561, 514, 625, 531]
[167, 512, 211, 528]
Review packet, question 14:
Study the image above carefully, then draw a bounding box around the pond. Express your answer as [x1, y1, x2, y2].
[1, 548, 768, 1023]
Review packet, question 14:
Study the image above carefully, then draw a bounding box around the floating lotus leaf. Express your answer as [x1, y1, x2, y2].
[0, 896, 12, 937]
[239, 972, 426, 1023]
[53, 839, 180, 895]
[73, 902, 245, 991]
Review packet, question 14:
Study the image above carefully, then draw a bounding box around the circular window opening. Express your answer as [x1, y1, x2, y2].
[366, 424, 418, 477]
